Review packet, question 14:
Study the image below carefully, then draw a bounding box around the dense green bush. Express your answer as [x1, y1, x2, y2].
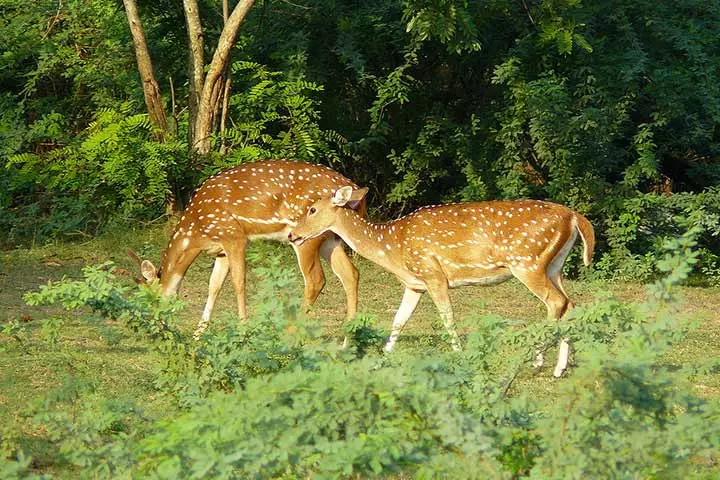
[4, 222, 717, 478]
[4, 106, 187, 242]
[594, 191, 720, 282]
[214, 61, 346, 167]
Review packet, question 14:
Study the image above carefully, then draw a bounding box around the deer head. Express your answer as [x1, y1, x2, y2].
[289, 186, 368, 245]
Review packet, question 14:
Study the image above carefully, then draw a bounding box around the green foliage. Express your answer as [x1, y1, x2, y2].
[167, 255, 330, 406]
[9, 221, 719, 477]
[18, 376, 141, 479]
[24, 262, 186, 348]
[134, 359, 501, 479]
[0, 452, 43, 480]
[343, 314, 387, 358]
[4, 106, 187, 242]
[211, 61, 345, 169]
[40, 317, 64, 350]
[594, 189, 720, 282]
[403, 0, 481, 54]
[0, 320, 27, 351]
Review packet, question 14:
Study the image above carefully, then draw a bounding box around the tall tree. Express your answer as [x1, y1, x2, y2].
[184, 0, 255, 154]
[122, 0, 169, 136]
[121, 0, 255, 154]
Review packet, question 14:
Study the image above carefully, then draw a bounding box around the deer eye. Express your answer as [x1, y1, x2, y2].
[309, 207, 317, 215]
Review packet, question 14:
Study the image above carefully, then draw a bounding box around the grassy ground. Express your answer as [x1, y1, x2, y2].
[1, 225, 719, 474]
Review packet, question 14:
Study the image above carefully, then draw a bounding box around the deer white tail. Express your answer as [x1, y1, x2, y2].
[574, 213, 595, 266]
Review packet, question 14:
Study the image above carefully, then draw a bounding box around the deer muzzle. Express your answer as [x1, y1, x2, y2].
[287, 231, 305, 245]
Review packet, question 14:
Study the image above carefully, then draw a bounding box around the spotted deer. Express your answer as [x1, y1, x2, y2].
[129, 160, 365, 339]
[288, 186, 595, 377]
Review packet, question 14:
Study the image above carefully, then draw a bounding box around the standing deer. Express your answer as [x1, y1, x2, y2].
[288, 186, 595, 377]
[129, 160, 365, 339]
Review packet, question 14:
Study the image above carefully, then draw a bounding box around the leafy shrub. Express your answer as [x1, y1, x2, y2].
[0, 453, 39, 480]
[4, 106, 187, 243]
[595, 189, 720, 282]
[167, 255, 333, 407]
[10, 222, 720, 478]
[24, 262, 186, 348]
[208, 61, 346, 171]
[133, 359, 503, 479]
[342, 313, 387, 358]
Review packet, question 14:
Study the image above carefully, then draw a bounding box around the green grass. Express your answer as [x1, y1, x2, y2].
[1, 225, 719, 475]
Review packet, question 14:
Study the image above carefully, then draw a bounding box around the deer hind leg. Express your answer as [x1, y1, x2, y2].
[512, 269, 572, 376]
[193, 255, 229, 340]
[548, 272, 574, 377]
[513, 268, 571, 320]
[550, 274, 574, 313]
[292, 236, 327, 310]
[545, 230, 579, 375]
[224, 241, 248, 321]
[384, 288, 423, 352]
[425, 278, 461, 352]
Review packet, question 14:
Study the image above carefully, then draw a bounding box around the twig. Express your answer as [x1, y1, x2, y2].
[277, 0, 311, 9]
[42, 0, 64, 40]
[520, 0, 535, 26]
[169, 76, 178, 135]
[502, 363, 523, 398]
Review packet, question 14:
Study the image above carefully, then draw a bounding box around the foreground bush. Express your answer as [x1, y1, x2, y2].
[1, 224, 718, 478]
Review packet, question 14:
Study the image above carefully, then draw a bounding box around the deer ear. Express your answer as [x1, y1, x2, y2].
[331, 186, 354, 206]
[346, 187, 369, 211]
[127, 248, 143, 268]
[140, 260, 158, 282]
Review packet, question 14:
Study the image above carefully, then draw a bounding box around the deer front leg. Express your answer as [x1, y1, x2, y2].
[293, 236, 327, 311]
[225, 242, 248, 321]
[194, 255, 229, 340]
[320, 236, 360, 349]
[384, 288, 423, 352]
[320, 235, 359, 321]
[553, 338, 571, 378]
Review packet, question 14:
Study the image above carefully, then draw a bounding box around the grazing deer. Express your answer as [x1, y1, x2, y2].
[129, 160, 365, 339]
[288, 186, 595, 377]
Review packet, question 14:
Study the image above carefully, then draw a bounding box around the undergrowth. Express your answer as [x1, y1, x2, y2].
[1, 224, 718, 478]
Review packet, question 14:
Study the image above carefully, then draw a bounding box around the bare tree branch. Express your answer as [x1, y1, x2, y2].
[122, 0, 168, 137]
[183, 0, 205, 148]
[193, 0, 256, 154]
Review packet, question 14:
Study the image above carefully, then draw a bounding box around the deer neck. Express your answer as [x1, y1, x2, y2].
[158, 235, 196, 296]
[334, 209, 407, 278]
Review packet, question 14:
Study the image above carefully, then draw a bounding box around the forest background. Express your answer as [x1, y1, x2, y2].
[2, 0, 720, 280]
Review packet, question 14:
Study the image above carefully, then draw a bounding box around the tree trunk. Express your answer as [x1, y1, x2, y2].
[192, 0, 255, 154]
[183, 0, 204, 151]
[219, 74, 232, 154]
[219, 0, 233, 154]
[122, 0, 168, 137]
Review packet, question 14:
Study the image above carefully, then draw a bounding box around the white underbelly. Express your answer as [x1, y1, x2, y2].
[448, 272, 514, 288]
[248, 226, 292, 242]
[394, 271, 427, 291]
